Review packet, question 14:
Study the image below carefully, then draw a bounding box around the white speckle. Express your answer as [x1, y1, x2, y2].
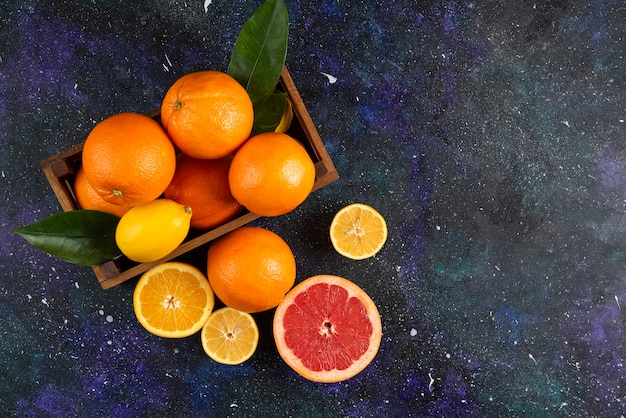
[562, 120, 570, 127]
[166, 373, 173, 378]
[529, 353, 537, 363]
[162, 63, 169, 72]
[41, 298, 49, 307]
[619, 119, 624, 123]
[409, 328, 417, 337]
[74, 282, 80, 289]
[320, 72, 337, 84]
[107, 340, 112, 345]
[98, 310, 104, 316]
[106, 315, 113, 323]
[428, 373, 435, 392]
[446, 353, 451, 359]
[27, 294, 32, 300]
[435, 225, 441, 230]
[204, 0, 212, 12]
[230, 403, 238, 408]
[165, 53, 172, 67]
[495, 265, 501, 271]
[74, 83, 78, 89]
[616, 295, 621, 311]
[173, 348, 179, 354]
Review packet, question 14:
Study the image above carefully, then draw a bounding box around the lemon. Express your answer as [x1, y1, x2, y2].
[329, 203, 388, 260]
[274, 96, 293, 133]
[115, 198, 192, 263]
[201, 307, 259, 365]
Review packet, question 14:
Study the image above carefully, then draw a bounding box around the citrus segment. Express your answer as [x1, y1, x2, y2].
[161, 71, 254, 159]
[273, 275, 382, 383]
[133, 262, 215, 338]
[81, 112, 176, 207]
[329, 203, 388, 260]
[207, 226, 296, 313]
[115, 199, 192, 263]
[201, 307, 259, 365]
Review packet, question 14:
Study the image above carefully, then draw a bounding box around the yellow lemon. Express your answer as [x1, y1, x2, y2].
[274, 96, 293, 133]
[115, 198, 192, 263]
[329, 203, 388, 260]
[201, 307, 259, 365]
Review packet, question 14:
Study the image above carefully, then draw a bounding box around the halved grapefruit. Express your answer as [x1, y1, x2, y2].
[273, 275, 382, 383]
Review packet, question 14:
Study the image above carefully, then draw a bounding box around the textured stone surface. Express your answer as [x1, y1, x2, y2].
[1, 1, 625, 416]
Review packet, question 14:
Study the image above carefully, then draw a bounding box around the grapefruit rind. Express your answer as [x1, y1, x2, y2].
[273, 274, 382, 383]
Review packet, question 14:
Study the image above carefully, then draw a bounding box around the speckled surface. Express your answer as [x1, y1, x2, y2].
[1, 1, 625, 416]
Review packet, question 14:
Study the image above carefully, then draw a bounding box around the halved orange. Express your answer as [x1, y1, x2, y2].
[273, 275, 382, 383]
[201, 307, 259, 365]
[133, 262, 214, 338]
[329, 203, 388, 260]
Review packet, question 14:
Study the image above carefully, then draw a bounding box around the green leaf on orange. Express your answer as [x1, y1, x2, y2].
[227, 0, 289, 109]
[13, 210, 122, 266]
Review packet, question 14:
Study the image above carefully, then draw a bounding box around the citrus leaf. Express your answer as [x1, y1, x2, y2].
[13, 210, 122, 266]
[227, 0, 289, 108]
[251, 91, 287, 135]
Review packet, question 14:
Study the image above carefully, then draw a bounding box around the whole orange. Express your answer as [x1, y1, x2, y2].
[207, 226, 296, 313]
[228, 132, 316, 216]
[73, 167, 131, 218]
[164, 154, 242, 230]
[160, 71, 254, 159]
[82, 112, 176, 207]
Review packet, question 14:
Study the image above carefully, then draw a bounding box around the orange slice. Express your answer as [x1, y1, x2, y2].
[329, 203, 388, 260]
[133, 262, 214, 338]
[273, 275, 382, 383]
[201, 307, 259, 365]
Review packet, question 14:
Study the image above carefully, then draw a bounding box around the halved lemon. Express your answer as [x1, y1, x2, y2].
[329, 203, 388, 260]
[201, 307, 259, 365]
[133, 262, 214, 338]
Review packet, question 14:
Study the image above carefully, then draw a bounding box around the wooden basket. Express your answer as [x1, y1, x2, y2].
[40, 68, 339, 289]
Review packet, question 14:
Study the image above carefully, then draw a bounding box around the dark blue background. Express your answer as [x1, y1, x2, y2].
[1, 1, 625, 416]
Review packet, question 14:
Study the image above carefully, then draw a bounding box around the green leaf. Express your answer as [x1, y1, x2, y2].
[251, 91, 287, 135]
[13, 210, 122, 266]
[227, 0, 289, 108]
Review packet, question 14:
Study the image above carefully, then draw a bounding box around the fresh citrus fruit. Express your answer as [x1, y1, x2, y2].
[206, 226, 296, 313]
[160, 70, 254, 159]
[164, 154, 242, 230]
[329, 203, 388, 260]
[82, 112, 176, 207]
[201, 307, 259, 365]
[115, 198, 192, 263]
[133, 262, 214, 338]
[274, 95, 293, 133]
[228, 132, 316, 216]
[73, 167, 131, 218]
[273, 274, 382, 383]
